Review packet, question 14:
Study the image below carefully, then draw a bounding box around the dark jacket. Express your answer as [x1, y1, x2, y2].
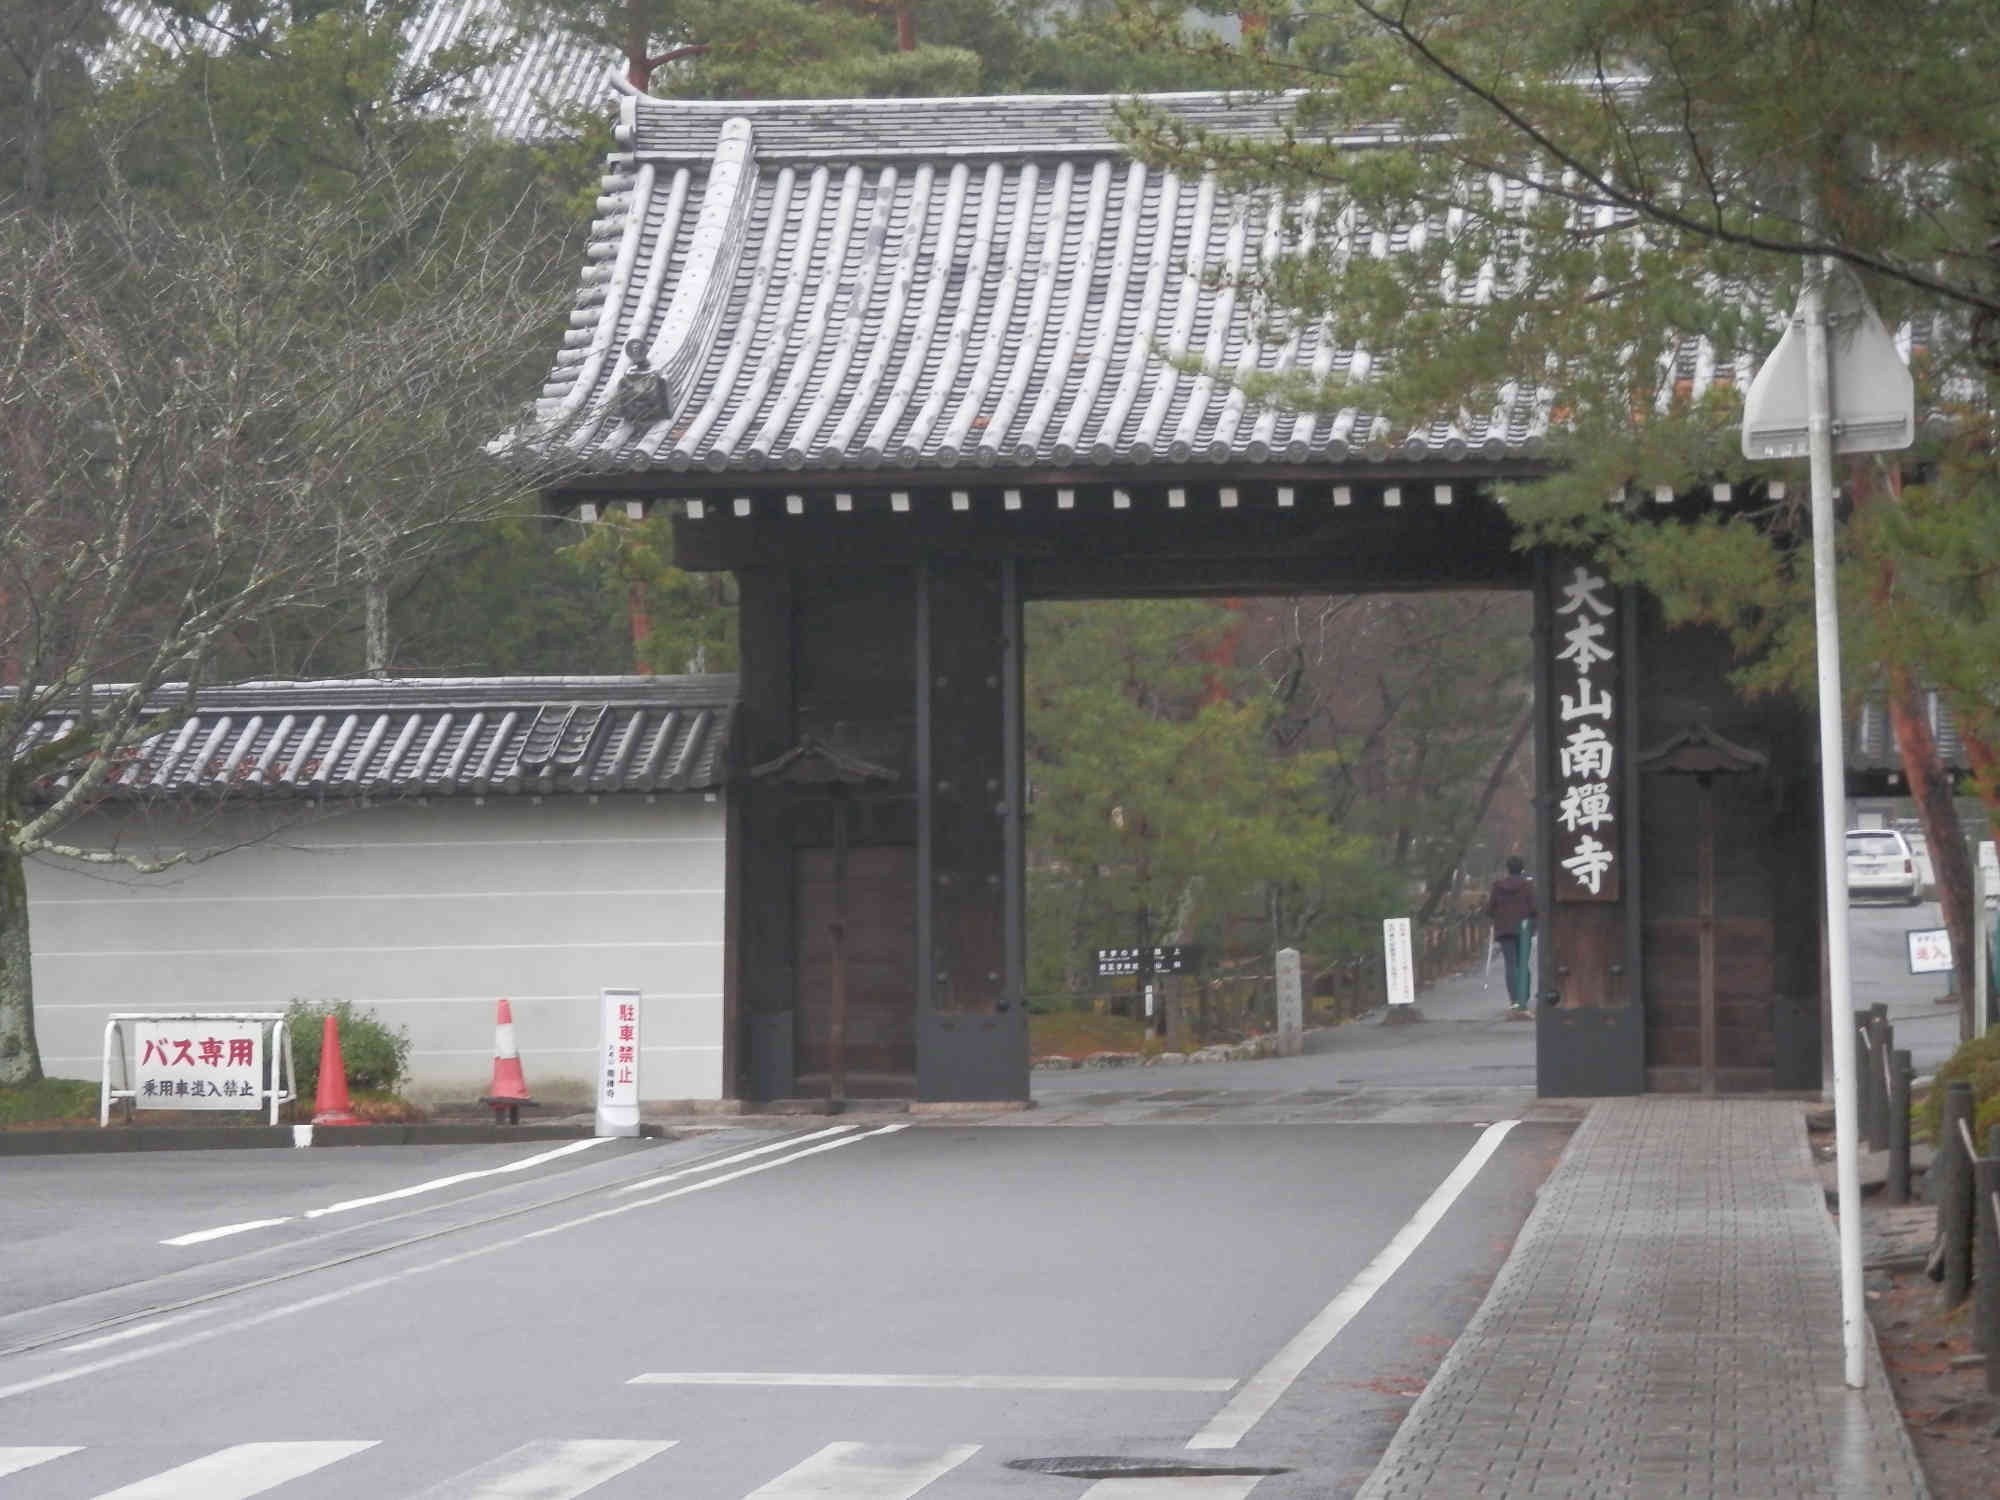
[1486, 873, 1538, 933]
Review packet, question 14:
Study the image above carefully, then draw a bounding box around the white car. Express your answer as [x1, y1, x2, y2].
[1845, 829, 1923, 905]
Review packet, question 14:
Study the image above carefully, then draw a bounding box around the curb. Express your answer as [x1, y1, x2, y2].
[0, 1121, 666, 1156]
[1032, 1033, 1300, 1071]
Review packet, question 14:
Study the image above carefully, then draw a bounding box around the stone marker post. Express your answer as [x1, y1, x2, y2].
[1276, 947, 1303, 1058]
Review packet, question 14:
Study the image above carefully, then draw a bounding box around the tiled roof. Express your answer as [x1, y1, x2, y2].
[107, 1, 614, 140]
[14, 676, 735, 802]
[1851, 683, 1969, 775]
[525, 89, 1562, 479]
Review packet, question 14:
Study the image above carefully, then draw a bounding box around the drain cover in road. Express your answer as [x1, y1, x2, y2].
[1006, 1457, 1289, 1478]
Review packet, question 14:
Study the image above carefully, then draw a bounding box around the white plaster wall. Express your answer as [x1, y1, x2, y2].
[26, 796, 726, 1102]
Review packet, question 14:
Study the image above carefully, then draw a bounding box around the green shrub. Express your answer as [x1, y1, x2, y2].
[283, 999, 411, 1103]
[0, 1077, 99, 1126]
[1923, 1030, 2000, 1145]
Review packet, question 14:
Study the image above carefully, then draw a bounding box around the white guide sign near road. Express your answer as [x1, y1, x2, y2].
[101, 1012, 294, 1125]
[1907, 928, 1952, 976]
[1383, 918, 1416, 1008]
[133, 1019, 265, 1108]
[597, 988, 642, 1137]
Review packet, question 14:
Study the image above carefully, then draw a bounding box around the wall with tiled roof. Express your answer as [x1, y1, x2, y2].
[15, 676, 735, 802]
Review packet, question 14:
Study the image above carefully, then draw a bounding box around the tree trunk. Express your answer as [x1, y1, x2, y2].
[626, 0, 652, 89]
[0, 830, 44, 1086]
[627, 580, 653, 671]
[364, 577, 390, 677]
[1414, 702, 1533, 924]
[1850, 459, 1979, 1037]
[1886, 668, 1978, 1036]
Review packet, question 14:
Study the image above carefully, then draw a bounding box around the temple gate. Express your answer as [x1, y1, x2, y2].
[529, 89, 1825, 1103]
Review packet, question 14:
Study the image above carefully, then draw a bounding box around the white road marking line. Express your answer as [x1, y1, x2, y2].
[0, 1124, 908, 1404]
[59, 1311, 214, 1353]
[1186, 1119, 1520, 1451]
[87, 1440, 377, 1499]
[629, 1373, 1237, 1392]
[303, 1137, 613, 1218]
[403, 1438, 676, 1498]
[612, 1126, 856, 1193]
[156, 1137, 616, 1247]
[1080, 1480, 1263, 1498]
[159, 1218, 294, 1247]
[0, 1447, 79, 1478]
[743, 1442, 980, 1499]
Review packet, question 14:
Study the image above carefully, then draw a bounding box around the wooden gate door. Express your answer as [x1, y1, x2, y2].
[1641, 768, 1779, 1094]
[796, 845, 917, 1099]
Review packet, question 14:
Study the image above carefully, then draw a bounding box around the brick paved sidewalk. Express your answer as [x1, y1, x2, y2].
[1354, 1097, 1930, 1499]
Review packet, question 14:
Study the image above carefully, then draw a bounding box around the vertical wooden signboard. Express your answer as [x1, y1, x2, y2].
[1551, 565, 1621, 903]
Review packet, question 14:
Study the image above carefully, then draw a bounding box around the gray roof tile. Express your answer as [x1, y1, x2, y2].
[14, 676, 735, 802]
[524, 89, 1556, 479]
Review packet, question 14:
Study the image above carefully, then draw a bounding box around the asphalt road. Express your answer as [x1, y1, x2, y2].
[0, 1113, 1564, 1499]
[1847, 896, 1967, 1076]
[0, 900, 1940, 1499]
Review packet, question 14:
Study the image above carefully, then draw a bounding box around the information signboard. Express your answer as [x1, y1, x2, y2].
[1383, 918, 1416, 1007]
[1907, 928, 1952, 975]
[100, 1012, 294, 1126]
[597, 988, 641, 1137]
[133, 1019, 265, 1108]
[1094, 945, 1199, 977]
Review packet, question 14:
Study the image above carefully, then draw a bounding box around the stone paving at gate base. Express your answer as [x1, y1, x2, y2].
[1351, 1097, 1930, 1500]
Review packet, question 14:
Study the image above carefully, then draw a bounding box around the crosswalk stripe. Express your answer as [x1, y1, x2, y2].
[0, 1447, 80, 1479]
[87, 1440, 377, 1499]
[402, 1439, 677, 1498]
[1078, 1481, 1263, 1498]
[743, 1442, 980, 1499]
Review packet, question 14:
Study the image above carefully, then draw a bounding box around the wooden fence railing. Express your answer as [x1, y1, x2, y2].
[1933, 1077, 2000, 1397]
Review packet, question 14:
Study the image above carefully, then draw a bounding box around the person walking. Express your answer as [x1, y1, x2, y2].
[1486, 856, 1538, 1013]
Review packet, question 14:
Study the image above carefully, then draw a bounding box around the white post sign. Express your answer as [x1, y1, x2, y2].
[1275, 947, 1303, 1056]
[133, 1019, 265, 1109]
[1383, 918, 1416, 1008]
[596, 987, 642, 1137]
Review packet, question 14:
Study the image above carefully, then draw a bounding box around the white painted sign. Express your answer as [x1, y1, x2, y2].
[1907, 928, 1953, 976]
[1383, 918, 1416, 1007]
[597, 988, 642, 1136]
[133, 1019, 264, 1109]
[1275, 947, 1303, 1056]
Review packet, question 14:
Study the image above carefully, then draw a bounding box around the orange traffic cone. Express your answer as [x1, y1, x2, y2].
[313, 1015, 364, 1126]
[481, 997, 536, 1125]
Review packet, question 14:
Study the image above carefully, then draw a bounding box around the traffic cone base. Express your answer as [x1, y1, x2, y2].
[313, 1014, 364, 1126]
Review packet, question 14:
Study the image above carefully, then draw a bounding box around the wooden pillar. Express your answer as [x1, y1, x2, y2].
[915, 557, 1027, 1101]
[735, 568, 798, 1100]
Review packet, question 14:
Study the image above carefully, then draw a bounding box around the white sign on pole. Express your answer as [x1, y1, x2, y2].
[1743, 263, 1910, 1392]
[596, 988, 642, 1137]
[1741, 272, 1915, 461]
[1383, 918, 1416, 1008]
[1908, 928, 1952, 975]
[133, 1019, 265, 1109]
